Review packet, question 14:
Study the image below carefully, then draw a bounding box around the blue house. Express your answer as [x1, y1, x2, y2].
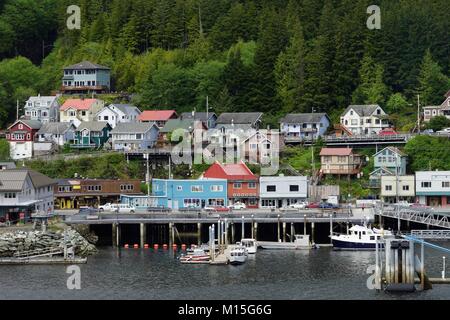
[120, 178, 228, 210]
[369, 146, 408, 188]
[280, 113, 330, 140]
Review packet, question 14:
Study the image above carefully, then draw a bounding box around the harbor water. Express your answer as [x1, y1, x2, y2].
[1, 245, 449, 300]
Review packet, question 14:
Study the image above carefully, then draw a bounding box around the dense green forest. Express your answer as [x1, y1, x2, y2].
[0, 0, 449, 129]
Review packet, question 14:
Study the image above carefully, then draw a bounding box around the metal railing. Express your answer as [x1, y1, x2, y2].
[410, 230, 450, 240]
[376, 207, 450, 229]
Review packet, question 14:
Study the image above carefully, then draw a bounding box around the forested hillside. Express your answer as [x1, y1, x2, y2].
[0, 0, 449, 128]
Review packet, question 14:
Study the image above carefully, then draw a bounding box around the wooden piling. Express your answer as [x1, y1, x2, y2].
[197, 223, 201, 246]
[140, 223, 146, 248]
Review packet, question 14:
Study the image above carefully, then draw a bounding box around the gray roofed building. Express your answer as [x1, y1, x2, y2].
[111, 122, 158, 134]
[110, 104, 141, 115]
[76, 121, 111, 132]
[0, 162, 16, 171]
[342, 105, 381, 117]
[64, 61, 110, 70]
[181, 112, 217, 128]
[0, 169, 56, 190]
[280, 113, 330, 124]
[216, 112, 263, 128]
[37, 122, 73, 135]
[14, 119, 42, 130]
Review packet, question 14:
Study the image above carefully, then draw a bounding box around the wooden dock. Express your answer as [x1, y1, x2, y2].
[0, 257, 87, 265]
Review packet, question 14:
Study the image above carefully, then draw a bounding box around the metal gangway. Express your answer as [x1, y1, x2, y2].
[13, 247, 65, 260]
[410, 230, 450, 240]
[376, 207, 450, 229]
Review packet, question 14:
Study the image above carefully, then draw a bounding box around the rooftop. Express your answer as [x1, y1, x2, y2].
[138, 110, 177, 122]
[61, 99, 99, 111]
[64, 61, 110, 70]
[216, 112, 263, 125]
[320, 148, 354, 156]
[280, 113, 329, 124]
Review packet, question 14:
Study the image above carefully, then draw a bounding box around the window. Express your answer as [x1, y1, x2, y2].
[375, 119, 380, 124]
[103, 116, 109, 121]
[191, 185, 203, 192]
[289, 185, 299, 192]
[267, 185, 276, 192]
[69, 111, 76, 117]
[350, 111, 353, 115]
[366, 119, 371, 124]
[250, 143, 257, 150]
[233, 183, 242, 189]
[248, 182, 256, 189]
[18, 124, 23, 129]
[120, 184, 134, 191]
[421, 182, 431, 188]
[4, 193, 16, 198]
[81, 111, 86, 116]
[177, 186, 183, 191]
[211, 185, 223, 192]
[136, 134, 142, 140]
[377, 109, 381, 115]
[351, 119, 357, 125]
[442, 182, 450, 188]
[385, 185, 392, 191]
[402, 185, 409, 191]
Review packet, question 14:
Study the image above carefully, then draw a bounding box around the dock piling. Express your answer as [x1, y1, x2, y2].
[140, 223, 146, 249]
[283, 222, 286, 242]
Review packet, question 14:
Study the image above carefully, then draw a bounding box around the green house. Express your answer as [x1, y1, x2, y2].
[71, 121, 111, 149]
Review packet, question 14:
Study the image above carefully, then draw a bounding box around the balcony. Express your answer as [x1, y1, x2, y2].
[61, 85, 109, 93]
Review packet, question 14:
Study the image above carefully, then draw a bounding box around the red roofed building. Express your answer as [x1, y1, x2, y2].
[203, 161, 259, 208]
[60, 98, 105, 127]
[138, 110, 178, 128]
[320, 148, 363, 176]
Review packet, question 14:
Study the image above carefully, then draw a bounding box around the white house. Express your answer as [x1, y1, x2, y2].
[423, 90, 450, 122]
[60, 98, 105, 127]
[96, 104, 141, 128]
[0, 169, 56, 220]
[380, 175, 415, 203]
[340, 104, 390, 135]
[110, 122, 159, 152]
[259, 176, 308, 208]
[24, 95, 60, 123]
[415, 171, 450, 208]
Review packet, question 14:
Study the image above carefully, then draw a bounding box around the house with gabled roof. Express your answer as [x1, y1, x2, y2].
[159, 119, 206, 148]
[280, 113, 330, 140]
[202, 161, 259, 208]
[110, 122, 159, 152]
[181, 111, 217, 129]
[216, 112, 263, 130]
[62, 61, 111, 94]
[423, 90, 450, 122]
[6, 119, 42, 160]
[340, 104, 390, 135]
[36, 122, 76, 147]
[320, 148, 363, 177]
[71, 121, 111, 149]
[138, 110, 178, 128]
[0, 168, 56, 220]
[96, 104, 141, 129]
[369, 147, 408, 188]
[24, 95, 60, 123]
[60, 98, 105, 127]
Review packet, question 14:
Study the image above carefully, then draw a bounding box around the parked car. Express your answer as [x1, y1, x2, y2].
[228, 202, 246, 210]
[437, 128, 450, 135]
[204, 205, 230, 212]
[306, 202, 319, 209]
[112, 204, 136, 214]
[288, 201, 308, 209]
[98, 203, 114, 212]
[78, 206, 99, 214]
[319, 202, 340, 209]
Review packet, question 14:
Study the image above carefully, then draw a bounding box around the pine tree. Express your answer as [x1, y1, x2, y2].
[417, 49, 450, 106]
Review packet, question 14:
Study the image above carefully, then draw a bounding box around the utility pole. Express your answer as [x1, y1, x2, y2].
[417, 94, 421, 134]
[396, 154, 400, 233]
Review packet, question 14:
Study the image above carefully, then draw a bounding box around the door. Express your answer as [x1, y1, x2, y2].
[278, 200, 283, 208]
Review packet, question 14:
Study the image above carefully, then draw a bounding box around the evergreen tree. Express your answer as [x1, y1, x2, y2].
[352, 55, 389, 105]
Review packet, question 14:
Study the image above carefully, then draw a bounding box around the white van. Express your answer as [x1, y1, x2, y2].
[112, 204, 136, 214]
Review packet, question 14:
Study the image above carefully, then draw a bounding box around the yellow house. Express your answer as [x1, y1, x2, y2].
[60, 98, 105, 127]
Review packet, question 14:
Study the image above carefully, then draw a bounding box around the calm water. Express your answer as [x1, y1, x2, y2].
[1, 245, 450, 300]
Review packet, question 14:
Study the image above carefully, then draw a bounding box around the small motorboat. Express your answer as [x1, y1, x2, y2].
[331, 224, 392, 250]
[228, 244, 248, 265]
[240, 238, 257, 254]
[180, 248, 210, 264]
[258, 235, 313, 250]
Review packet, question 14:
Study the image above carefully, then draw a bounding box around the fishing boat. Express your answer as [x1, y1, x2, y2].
[240, 238, 257, 254]
[179, 248, 210, 264]
[228, 245, 248, 265]
[331, 224, 392, 250]
[257, 235, 313, 250]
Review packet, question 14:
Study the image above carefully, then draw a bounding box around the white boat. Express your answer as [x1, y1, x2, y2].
[240, 238, 257, 254]
[331, 225, 392, 250]
[228, 244, 248, 265]
[180, 248, 210, 264]
[258, 235, 312, 250]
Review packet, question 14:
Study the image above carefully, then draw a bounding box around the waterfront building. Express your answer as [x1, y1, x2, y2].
[71, 121, 111, 149]
[35, 122, 76, 147]
[259, 176, 308, 208]
[0, 169, 56, 221]
[319, 148, 363, 177]
[54, 178, 142, 209]
[60, 98, 105, 127]
[380, 175, 416, 203]
[369, 147, 407, 188]
[340, 104, 390, 135]
[62, 61, 111, 94]
[24, 95, 60, 123]
[96, 104, 141, 129]
[216, 112, 263, 130]
[415, 171, 450, 207]
[181, 111, 217, 129]
[110, 122, 159, 152]
[202, 161, 259, 208]
[138, 110, 178, 128]
[280, 113, 330, 140]
[6, 119, 42, 160]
